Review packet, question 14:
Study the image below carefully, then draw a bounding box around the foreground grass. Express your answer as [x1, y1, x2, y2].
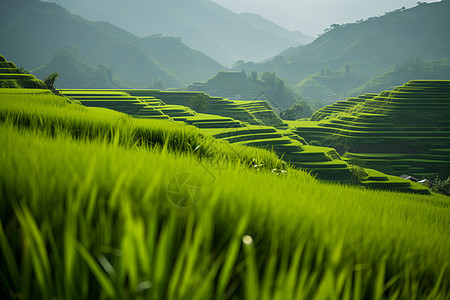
[0, 91, 284, 171]
[0, 91, 449, 299]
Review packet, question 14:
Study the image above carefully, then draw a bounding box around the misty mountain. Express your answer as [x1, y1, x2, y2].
[188, 71, 298, 109]
[43, 0, 314, 66]
[31, 46, 124, 89]
[295, 68, 366, 104]
[0, 0, 223, 88]
[235, 1, 450, 85]
[238, 13, 313, 49]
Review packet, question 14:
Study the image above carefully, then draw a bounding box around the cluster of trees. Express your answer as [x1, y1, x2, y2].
[189, 94, 209, 113]
[429, 176, 450, 196]
[319, 64, 351, 77]
[279, 101, 313, 120]
[148, 78, 164, 90]
[394, 56, 425, 72]
[392, 55, 450, 76]
[248, 71, 299, 109]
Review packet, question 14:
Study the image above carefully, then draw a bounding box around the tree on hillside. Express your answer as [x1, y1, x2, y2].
[234, 60, 246, 68]
[44, 72, 61, 95]
[96, 64, 113, 82]
[148, 78, 164, 90]
[394, 56, 425, 72]
[427, 175, 450, 196]
[18, 67, 29, 74]
[260, 72, 298, 109]
[280, 101, 313, 120]
[189, 94, 209, 113]
[345, 64, 351, 75]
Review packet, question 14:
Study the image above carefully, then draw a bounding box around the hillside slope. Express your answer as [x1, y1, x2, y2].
[187, 71, 298, 109]
[350, 57, 450, 96]
[0, 0, 223, 88]
[31, 46, 124, 89]
[42, 0, 313, 66]
[237, 1, 450, 85]
[296, 80, 450, 179]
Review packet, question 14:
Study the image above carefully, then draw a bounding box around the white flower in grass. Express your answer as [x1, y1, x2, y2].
[242, 235, 253, 245]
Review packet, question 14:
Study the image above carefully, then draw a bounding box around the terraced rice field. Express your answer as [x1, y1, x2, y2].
[120, 89, 284, 127]
[294, 80, 450, 179]
[0, 55, 46, 89]
[56, 88, 429, 193]
[0, 53, 430, 194]
[311, 93, 378, 121]
[59, 89, 360, 183]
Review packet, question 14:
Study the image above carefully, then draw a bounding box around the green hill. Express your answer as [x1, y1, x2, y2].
[296, 57, 450, 103]
[0, 0, 223, 88]
[295, 68, 366, 104]
[44, 0, 313, 66]
[296, 80, 450, 179]
[350, 57, 450, 96]
[31, 46, 124, 89]
[187, 71, 298, 110]
[237, 1, 450, 86]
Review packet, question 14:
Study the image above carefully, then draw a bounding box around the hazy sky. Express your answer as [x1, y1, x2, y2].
[211, 0, 440, 36]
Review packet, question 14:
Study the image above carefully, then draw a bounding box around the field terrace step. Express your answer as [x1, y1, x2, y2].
[0, 68, 21, 74]
[137, 97, 166, 106]
[59, 89, 171, 120]
[0, 74, 39, 80]
[223, 132, 285, 143]
[188, 120, 243, 128]
[211, 127, 278, 139]
[343, 152, 450, 178]
[206, 125, 350, 179]
[360, 172, 430, 194]
[221, 131, 356, 182]
[181, 113, 245, 129]
[291, 80, 450, 178]
[311, 93, 376, 121]
[0, 61, 16, 68]
[158, 105, 196, 117]
[359, 169, 430, 194]
[232, 100, 285, 127]
[109, 89, 282, 127]
[0, 59, 46, 89]
[0, 88, 53, 95]
[60, 90, 131, 97]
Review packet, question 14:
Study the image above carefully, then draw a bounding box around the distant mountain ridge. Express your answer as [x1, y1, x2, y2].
[43, 0, 314, 66]
[235, 1, 450, 85]
[31, 46, 124, 89]
[0, 0, 224, 88]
